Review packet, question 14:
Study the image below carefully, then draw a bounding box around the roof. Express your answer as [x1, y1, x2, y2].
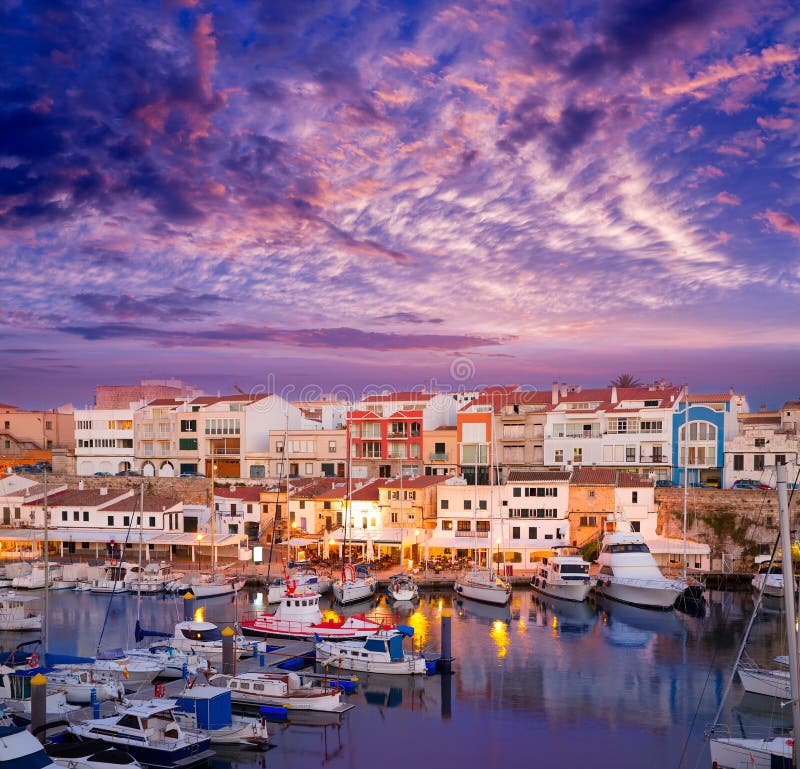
[380, 475, 452, 490]
[348, 410, 380, 420]
[570, 468, 617, 486]
[348, 478, 384, 501]
[688, 393, 734, 403]
[26, 488, 129, 507]
[214, 486, 266, 502]
[143, 398, 183, 407]
[460, 390, 552, 413]
[506, 470, 571, 483]
[361, 392, 434, 403]
[103, 495, 182, 512]
[616, 473, 655, 488]
[388, 410, 423, 419]
[740, 415, 781, 426]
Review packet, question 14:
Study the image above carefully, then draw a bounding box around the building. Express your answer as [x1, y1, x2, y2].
[348, 408, 424, 478]
[673, 390, 749, 487]
[422, 426, 457, 476]
[74, 406, 137, 476]
[724, 403, 799, 488]
[0, 403, 74, 472]
[256, 429, 347, 480]
[94, 380, 202, 409]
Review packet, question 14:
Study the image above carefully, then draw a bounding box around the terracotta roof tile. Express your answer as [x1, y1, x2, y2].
[103, 495, 181, 512]
[381, 475, 451, 490]
[507, 470, 571, 483]
[214, 486, 267, 502]
[616, 473, 655, 488]
[362, 392, 434, 402]
[26, 488, 129, 507]
[570, 468, 617, 485]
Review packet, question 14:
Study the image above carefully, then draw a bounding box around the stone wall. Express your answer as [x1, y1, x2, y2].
[656, 487, 800, 564]
[29, 473, 212, 505]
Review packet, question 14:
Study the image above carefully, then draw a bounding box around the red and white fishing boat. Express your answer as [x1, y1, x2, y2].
[241, 588, 393, 640]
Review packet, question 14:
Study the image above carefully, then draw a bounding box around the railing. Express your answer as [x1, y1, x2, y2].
[387, 431, 408, 438]
[429, 452, 449, 461]
[639, 455, 667, 463]
[455, 530, 489, 538]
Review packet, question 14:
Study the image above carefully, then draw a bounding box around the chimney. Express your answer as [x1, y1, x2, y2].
[560, 382, 568, 397]
[611, 386, 618, 404]
[551, 380, 559, 405]
[729, 386, 734, 396]
[100, 487, 108, 495]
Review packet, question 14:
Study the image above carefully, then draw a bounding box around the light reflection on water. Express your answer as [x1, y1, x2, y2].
[1, 587, 790, 768]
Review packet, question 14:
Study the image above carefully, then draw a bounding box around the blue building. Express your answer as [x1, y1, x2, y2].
[671, 391, 748, 488]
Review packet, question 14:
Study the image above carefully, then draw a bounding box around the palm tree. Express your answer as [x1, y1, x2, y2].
[609, 373, 643, 388]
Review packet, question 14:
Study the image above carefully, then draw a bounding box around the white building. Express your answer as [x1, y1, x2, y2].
[74, 406, 138, 476]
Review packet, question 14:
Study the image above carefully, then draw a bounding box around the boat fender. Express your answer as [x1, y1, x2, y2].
[28, 653, 39, 668]
[154, 683, 166, 698]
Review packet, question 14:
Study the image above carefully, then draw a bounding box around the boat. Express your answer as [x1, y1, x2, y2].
[0, 590, 42, 631]
[45, 734, 143, 769]
[332, 563, 377, 605]
[266, 566, 330, 604]
[737, 663, 792, 700]
[0, 720, 59, 769]
[167, 619, 253, 665]
[210, 670, 350, 713]
[710, 463, 800, 767]
[83, 649, 164, 688]
[11, 563, 50, 589]
[171, 572, 245, 600]
[125, 646, 210, 680]
[241, 588, 393, 640]
[454, 568, 511, 606]
[751, 555, 787, 598]
[530, 546, 594, 603]
[128, 563, 184, 596]
[89, 560, 135, 594]
[0, 665, 80, 716]
[45, 664, 126, 704]
[315, 627, 430, 675]
[168, 685, 270, 746]
[386, 573, 419, 602]
[69, 699, 214, 768]
[593, 529, 687, 610]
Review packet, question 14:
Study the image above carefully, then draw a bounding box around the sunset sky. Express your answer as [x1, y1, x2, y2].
[1, 0, 799, 409]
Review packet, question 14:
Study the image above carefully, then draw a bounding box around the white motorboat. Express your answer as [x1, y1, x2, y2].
[70, 699, 213, 768]
[168, 619, 253, 664]
[127, 562, 183, 595]
[710, 735, 793, 769]
[0, 720, 59, 769]
[315, 627, 429, 675]
[83, 649, 163, 687]
[211, 670, 349, 713]
[241, 589, 392, 640]
[386, 573, 419, 602]
[46, 735, 143, 769]
[45, 667, 125, 704]
[0, 665, 80, 716]
[11, 563, 49, 589]
[737, 664, 791, 699]
[751, 556, 786, 599]
[454, 568, 511, 606]
[267, 567, 330, 603]
[332, 564, 377, 605]
[593, 531, 687, 610]
[125, 646, 209, 680]
[530, 546, 594, 603]
[89, 561, 135, 594]
[169, 685, 270, 746]
[0, 591, 42, 630]
[174, 573, 246, 599]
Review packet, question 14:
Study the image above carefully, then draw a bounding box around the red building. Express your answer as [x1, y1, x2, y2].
[347, 409, 423, 478]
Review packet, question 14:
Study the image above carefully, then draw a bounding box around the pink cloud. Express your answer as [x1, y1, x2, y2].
[757, 210, 800, 240]
[757, 115, 794, 131]
[714, 231, 731, 245]
[193, 14, 218, 103]
[688, 125, 703, 139]
[716, 191, 741, 206]
[696, 165, 724, 179]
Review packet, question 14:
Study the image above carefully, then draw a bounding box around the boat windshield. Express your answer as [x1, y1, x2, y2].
[180, 627, 222, 642]
[559, 564, 589, 574]
[607, 543, 650, 554]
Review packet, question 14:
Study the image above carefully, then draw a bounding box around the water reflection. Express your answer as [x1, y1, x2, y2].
[529, 594, 597, 637]
[489, 618, 510, 659]
[597, 598, 688, 649]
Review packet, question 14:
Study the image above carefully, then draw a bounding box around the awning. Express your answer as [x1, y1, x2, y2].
[0, 528, 162, 544]
[647, 536, 710, 556]
[327, 528, 402, 545]
[148, 532, 247, 547]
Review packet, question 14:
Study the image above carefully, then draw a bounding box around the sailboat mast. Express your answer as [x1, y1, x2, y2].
[776, 462, 800, 763]
[284, 418, 290, 566]
[682, 383, 689, 580]
[42, 467, 49, 657]
[137, 480, 144, 603]
[343, 402, 351, 578]
[210, 457, 216, 572]
[399, 467, 404, 571]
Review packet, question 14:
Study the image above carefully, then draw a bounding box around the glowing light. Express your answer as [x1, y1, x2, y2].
[254, 592, 263, 605]
[438, 598, 443, 611]
[405, 610, 430, 647]
[552, 616, 558, 629]
[489, 619, 509, 659]
[414, 529, 419, 537]
[329, 538, 335, 546]
[194, 606, 205, 623]
[196, 533, 204, 543]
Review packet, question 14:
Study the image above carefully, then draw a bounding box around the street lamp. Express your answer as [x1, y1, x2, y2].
[196, 533, 204, 572]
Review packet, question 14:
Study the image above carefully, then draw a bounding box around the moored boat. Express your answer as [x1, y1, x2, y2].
[0, 591, 42, 631]
[454, 568, 511, 606]
[530, 546, 593, 603]
[315, 627, 430, 675]
[386, 573, 419, 602]
[332, 564, 377, 605]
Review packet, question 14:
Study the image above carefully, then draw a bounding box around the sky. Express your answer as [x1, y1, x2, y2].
[1, 0, 799, 410]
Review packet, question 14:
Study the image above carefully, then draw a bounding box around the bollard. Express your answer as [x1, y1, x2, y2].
[183, 590, 196, 622]
[30, 673, 47, 742]
[439, 610, 452, 674]
[90, 687, 100, 718]
[221, 626, 235, 676]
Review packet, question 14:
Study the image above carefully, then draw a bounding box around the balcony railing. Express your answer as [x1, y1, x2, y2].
[388, 431, 408, 439]
[429, 452, 449, 461]
[455, 530, 489, 538]
[640, 455, 667, 463]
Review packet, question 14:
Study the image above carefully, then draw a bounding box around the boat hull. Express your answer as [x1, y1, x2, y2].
[710, 736, 792, 769]
[593, 581, 681, 610]
[332, 579, 376, 605]
[316, 646, 427, 675]
[738, 667, 791, 699]
[453, 579, 510, 606]
[227, 688, 343, 712]
[531, 578, 592, 603]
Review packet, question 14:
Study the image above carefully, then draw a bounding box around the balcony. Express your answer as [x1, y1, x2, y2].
[388, 430, 408, 439]
[640, 455, 667, 463]
[429, 452, 449, 461]
[455, 529, 489, 538]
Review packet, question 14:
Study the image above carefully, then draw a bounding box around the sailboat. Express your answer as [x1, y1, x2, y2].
[453, 438, 511, 606]
[386, 470, 419, 602]
[709, 462, 799, 768]
[332, 405, 377, 605]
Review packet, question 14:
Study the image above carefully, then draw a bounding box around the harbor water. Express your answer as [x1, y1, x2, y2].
[2, 587, 789, 769]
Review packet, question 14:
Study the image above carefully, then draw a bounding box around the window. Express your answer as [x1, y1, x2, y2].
[733, 454, 744, 471]
[442, 520, 453, 530]
[83, 511, 89, 521]
[528, 526, 537, 539]
[630, 521, 641, 533]
[464, 500, 472, 510]
[45, 421, 52, 430]
[632, 491, 638, 503]
[299, 500, 306, 510]
[61, 511, 68, 521]
[588, 490, 595, 498]
[328, 440, 337, 452]
[440, 499, 449, 510]
[457, 520, 471, 532]
[73, 511, 79, 521]
[626, 447, 636, 462]
[123, 516, 130, 527]
[513, 487, 521, 497]
[776, 454, 786, 466]
[554, 449, 563, 463]
[478, 500, 487, 510]
[323, 501, 331, 510]
[476, 520, 490, 532]
[573, 448, 582, 462]
[107, 516, 114, 526]
[755, 438, 766, 448]
[179, 438, 198, 451]
[149, 516, 156, 527]
[512, 526, 520, 539]
[754, 455, 765, 471]
[181, 420, 197, 432]
[305, 463, 313, 475]
[321, 463, 335, 477]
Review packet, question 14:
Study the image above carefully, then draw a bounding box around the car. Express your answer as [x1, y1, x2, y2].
[13, 464, 35, 473]
[33, 461, 52, 471]
[690, 482, 712, 488]
[732, 479, 772, 490]
[115, 470, 141, 476]
[655, 480, 676, 487]
[179, 472, 206, 478]
[94, 471, 112, 477]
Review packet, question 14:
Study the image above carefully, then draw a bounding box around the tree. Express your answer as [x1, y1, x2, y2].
[609, 373, 643, 388]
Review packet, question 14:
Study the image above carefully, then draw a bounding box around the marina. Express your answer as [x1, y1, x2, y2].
[0, 582, 790, 768]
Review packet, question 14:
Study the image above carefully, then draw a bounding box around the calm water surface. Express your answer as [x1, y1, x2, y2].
[3, 588, 790, 769]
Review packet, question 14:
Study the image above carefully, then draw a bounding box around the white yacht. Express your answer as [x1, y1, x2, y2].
[530, 547, 594, 603]
[127, 562, 183, 595]
[751, 556, 786, 598]
[82, 649, 163, 687]
[386, 573, 419, 602]
[45, 667, 125, 704]
[267, 566, 331, 603]
[332, 564, 377, 605]
[211, 671, 350, 713]
[0, 591, 42, 631]
[593, 531, 688, 610]
[315, 627, 429, 675]
[0, 665, 79, 716]
[11, 563, 49, 589]
[168, 619, 253, 664]
[172, 572, 246, 599]
[0, 721, 59, 769]
[454, 567, 511, 606]
[89, 561, 135, 594]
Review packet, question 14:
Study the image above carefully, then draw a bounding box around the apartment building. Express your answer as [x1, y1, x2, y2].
[0, 403, 74, 472]
[257, 429, 347, 480]
[74, 406, 137, 476]
[348, 408, 424, 478]
[422, 426, 457, 476]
